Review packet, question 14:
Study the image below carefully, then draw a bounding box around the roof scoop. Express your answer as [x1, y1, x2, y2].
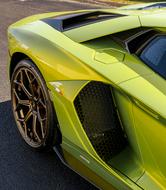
[42, 11, 125, 32]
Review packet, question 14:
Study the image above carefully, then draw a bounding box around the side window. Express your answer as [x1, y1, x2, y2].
[140, 36, 166, 79]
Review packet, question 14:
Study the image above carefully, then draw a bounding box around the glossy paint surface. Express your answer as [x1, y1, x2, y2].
[8, 3, 166, 189]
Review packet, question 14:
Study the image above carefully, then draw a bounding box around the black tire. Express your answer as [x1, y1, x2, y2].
[11, 59, 61, 150]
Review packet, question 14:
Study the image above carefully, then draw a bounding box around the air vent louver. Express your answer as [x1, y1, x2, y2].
[42, 11, 125, 31]
[74, 81, 126, 162]
[112, 28, 159, 53]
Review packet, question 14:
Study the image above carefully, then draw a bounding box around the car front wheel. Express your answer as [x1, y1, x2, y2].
[11, 59, 59, 150]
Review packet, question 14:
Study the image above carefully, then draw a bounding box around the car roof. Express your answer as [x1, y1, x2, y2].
[118, 2, 166, 10]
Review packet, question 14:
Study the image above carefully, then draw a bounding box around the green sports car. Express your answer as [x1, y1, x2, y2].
[8, 2, 166, 190]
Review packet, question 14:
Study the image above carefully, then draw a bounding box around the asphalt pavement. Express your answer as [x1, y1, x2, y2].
[0, 0, 112, 189]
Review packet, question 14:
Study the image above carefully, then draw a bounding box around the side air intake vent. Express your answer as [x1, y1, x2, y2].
[74, 81, 126, 162]
[42, 11, 125, 32]
[112, 28, 159, 54]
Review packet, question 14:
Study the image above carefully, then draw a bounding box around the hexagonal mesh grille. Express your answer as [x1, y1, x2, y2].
[74, 81, 126, 162]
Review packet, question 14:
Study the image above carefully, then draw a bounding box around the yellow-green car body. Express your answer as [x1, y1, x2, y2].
[8, 2, 166, 190]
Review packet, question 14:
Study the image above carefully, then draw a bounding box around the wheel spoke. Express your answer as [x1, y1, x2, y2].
[37, 107, 46, 122]
[23, 123, 28, 137]
[37, 106, 46, 120]
[20, 70, 23, 82]
[24, 109, 32, 122]
[32, 113, 41, 142]
[25, 69, 36, 96]
[13, 89, 30, 106]
[38, 98, 46, 109]
[40, 122, 45, 139]
[22, 83, 32, 99]
[18, 69, 32, 99]
[13, 89, 20, 101]
[13, 80, 22, 87]
[13, 88, 30, 110]
[19, 99, 30, 107]
[37, 106, 45, 138]
[25, 69, 35, 84]
[37, 106, 42, 120]
[17, 118, 24, 122]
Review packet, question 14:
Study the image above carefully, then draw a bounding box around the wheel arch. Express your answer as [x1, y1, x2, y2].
[10, 52, 30, 79]
[10, 52, 63, 145]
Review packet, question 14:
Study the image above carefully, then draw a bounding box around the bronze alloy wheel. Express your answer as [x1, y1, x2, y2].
[11, 59, 59, 149]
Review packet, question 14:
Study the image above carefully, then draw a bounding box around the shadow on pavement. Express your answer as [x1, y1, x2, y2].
[0, 100, 96, 190]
